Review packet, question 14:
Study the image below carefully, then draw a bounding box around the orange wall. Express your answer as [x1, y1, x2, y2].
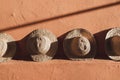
[0, 0, 120, 40]
[0, 0, 120, 80]
[1, 0, 120, 59]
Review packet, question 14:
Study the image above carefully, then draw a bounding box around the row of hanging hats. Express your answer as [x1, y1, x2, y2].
[0, 27, 120, 62]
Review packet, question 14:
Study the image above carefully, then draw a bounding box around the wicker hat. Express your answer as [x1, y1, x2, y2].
[26, 29, 58, 62]
[0, 33, 16, 62]
[63, 28, 96, 60]
[105, 27, 120, 60]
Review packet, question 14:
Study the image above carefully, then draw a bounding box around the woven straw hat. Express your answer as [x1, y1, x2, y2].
[105, 27, 120, 60]
[0, 33, 16, 62]
[26, 29, 58, 62]
[63, 28, 96, 60]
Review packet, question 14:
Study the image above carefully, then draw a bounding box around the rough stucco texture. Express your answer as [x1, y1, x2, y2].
[0, 0, 120, 80]
[1, 60, 120, 80]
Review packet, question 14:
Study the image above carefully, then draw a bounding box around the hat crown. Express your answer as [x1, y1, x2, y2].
[35, 36, 51, 54]
[71, 36, 90, 56]
[29, 36, 51, 54]
[107, 36, 120, 56]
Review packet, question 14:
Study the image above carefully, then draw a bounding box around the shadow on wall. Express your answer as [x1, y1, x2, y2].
[94, 28, 111, 60]
[54, 29, 112, 60]
[1, 1, 120, 61]
[53, 31, 70, 60]
[13, 37, 33, 61]
[13, 31, 70, 61]
[12, 29, 111, 61]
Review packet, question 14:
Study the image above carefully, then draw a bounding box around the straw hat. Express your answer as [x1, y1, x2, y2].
[63, 28, 96, 60]
[26, 29, 58, 62]
[0, 33, 16, 62]
[105, 27, 120, 60]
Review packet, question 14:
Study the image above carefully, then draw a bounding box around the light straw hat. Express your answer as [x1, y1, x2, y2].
[63, 28, 96, 60]
[0, 33, 16, 62]
[105, 27, 120, 60]
[26, 29, 58, 62]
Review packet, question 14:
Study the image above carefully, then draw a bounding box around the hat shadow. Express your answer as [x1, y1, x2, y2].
[94, 28, 111, 60]
[53, 32, 69, 60]
[11, 28, 115, 61]
[13, 32, 68, 61]
[13, 35, 33, 61]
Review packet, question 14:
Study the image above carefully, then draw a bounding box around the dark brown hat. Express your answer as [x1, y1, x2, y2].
[0, 33, 16, 62]
[26, 29, 58, 62]
[63, 28, 96, 60]
[105, 27, 120, 60]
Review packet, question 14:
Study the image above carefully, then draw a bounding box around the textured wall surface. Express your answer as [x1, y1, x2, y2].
[0, 0, 120, 80]
[0, 60, 120, 80]
[1, 0, 120, 39]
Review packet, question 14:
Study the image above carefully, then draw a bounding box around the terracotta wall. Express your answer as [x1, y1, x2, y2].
[1, 0, 120, 59]
[1, 0, 120, 39]
[0, 0, 120, 80]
